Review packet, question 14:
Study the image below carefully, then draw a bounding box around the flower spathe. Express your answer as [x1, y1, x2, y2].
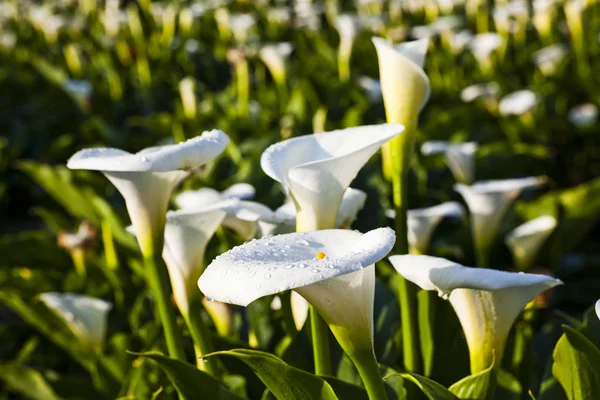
[498, 90, 539, 116]
[39, 293, 112, 349]
[260, 124, 403, 231]
[388, 255, 562, 372]
[259, 42, 293, 85]
[388, 202, 465, 254]
[199, 227, 396, 354]
[421, 141, 478, 183]
[505, 216, 557, 270]
[67, 130, 229, 256]
[372, 37, 430, 177]
[455, 177, 545, 264]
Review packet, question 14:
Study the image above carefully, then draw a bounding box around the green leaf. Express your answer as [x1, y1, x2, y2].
[0, 363, 62, 400]
[130, 351, 243, 400]
[206, 348, 339, 400]
[385, 372, 458, 400]
[552, 325, 600, 400]
[449, 358, 495, 400]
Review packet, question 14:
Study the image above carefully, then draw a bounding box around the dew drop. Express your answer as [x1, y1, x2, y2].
[206, 297, 213, 302]
[285, 264, 293, 269]
[249, 271, 256, 277]
[141, 156, 148, 162]
[256, 284, 262, 289]
[269, 267, 276, 271]
[311, 269, 319, 273]
[264, 273, 271, 279]
[297, 239, 309, 246]
[323, 297, 333, 306]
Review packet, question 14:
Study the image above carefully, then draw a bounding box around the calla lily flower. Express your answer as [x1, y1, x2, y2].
[468, 33, 503, 73]
[460, 82, 500, 103]
[421, 141, 478, 183]
[498, 90, 539, 116]
[259, 42, 293, 87]
[455, 177, 545, 266]
[505, 216, 557, 270]
[199, 227, 395, 398]
[260, 124, 403, 231]
[533, 44, 567, 76]
[358, 76, 382, 104]
[533, 0, 556, 42]
[335, 14, 360, 81]
[449, 30, 474, 53]
[568, 103, 599, 128]
[389, 255, 562, 372]
[67, 131, 229, 256]
[388, 202, 465, 254]
[162, 205, 231, 315]
[371, 37, 430, 177]
[39, 293, 112, 349]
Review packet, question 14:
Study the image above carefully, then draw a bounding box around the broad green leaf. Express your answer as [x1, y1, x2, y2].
[0, 363, 62, 400]
[552, 325, 600, 400]
[206, 348, 339, 400]
[130, 351, 243, 400]
[385, 372, 458, 400]
[449, 358, 495, 400]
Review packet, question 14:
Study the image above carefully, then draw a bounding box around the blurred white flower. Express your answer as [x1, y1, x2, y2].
[259, 42, 294, 86]
[389, 255, 562, 372]
[230, 13, 256, 43]
[267, 7, 292, 25]
[568, 103, 599, 127]
[62, 79, 92, 109]
[460, 82, 500, 103]
[358, 76, 382, 103]
[335, 14, 360, 81]
[449, 29, 474, 52]
[533, 44, 568, 76]
[505, 216, 557, 270]
[421, 141, 478, 183]
[498, 90, 539, 116]
[261, 124, 402, 231]
[67, 131, 229, 256]
[469, 33, 503, 67]
[40, 293, 112, 349]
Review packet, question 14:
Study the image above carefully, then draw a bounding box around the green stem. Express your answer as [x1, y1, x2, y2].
[310, 306, 331, 375]
[71, 249, 87, 277]
[145, 251, 187, 362]
[101, 221, 118, 270]
[392, 170, 421, 374]
[185, 299, 219, 377]
[279, 291, 297, 337]
[475, 238, 492, 269]
[352, 351, 388, 400]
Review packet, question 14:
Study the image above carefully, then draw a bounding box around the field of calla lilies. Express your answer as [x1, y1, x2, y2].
[3, 0, 600, 399]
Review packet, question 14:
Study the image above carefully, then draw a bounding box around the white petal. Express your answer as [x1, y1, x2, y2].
[163, 206, 228, 315]
[498, 90, 539, 116]
[568, 103, 599, 128]
[371, 37, 431, 117]
[421, 141, 451, 155]
[261, 124, 402, 229]
[596, 300, 600, 321]
[389, 255, 562, 370]
[39, 293, 112, 348]
[335, 188, 367, 228]
[221, 183, 256, 200]
[469, 33, 503, 61]
[67, 130, 229, 172]
[176, 188, 223, 209]
[407, 202, 465, 254]
[422, 141, 478, 183]
[290, 291, 310, 330]
[505, 216, 557, 269]
[296, 264, 376, 352]
[455, 177, 545, 246]
[199, 227, 395, 306]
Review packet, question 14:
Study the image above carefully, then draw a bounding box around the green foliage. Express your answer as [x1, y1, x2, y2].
[552, 325, 600, 400]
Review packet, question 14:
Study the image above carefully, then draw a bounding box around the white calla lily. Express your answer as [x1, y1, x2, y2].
[39, 293, 112, 349]
[259, 42, 293, 86]
[568, 103, 599, 128]
[335, 14, 360, 81]
[260, 124, 403, 231]
[389, 255, 562, 372]
[421, 141, 478, 183]
[455, 177, 545, 266]
[596, 300, 600, 321]
[67, 131, 229, 256]
[468, 33, 503, 72]
[387, 202, 465, 254]
[358, 76, 382, 104]
[498, 90, 539, 116]
[199, 227, 395, 399]
[371, 36, 430, 178]
[163, 205, 230, 315]
[505, 216, 557, 270]
[460, 82, 500, 103]
[533, 44, 567, 76]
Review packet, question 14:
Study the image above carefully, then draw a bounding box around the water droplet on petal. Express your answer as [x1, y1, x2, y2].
[206, 297, 213, 302]
[297, 239, 309, 246]
[264, 273, 271, 279]
[285, 265, 293, 269]
[311, 269, 319, 273]
[202, 357, 209, 363]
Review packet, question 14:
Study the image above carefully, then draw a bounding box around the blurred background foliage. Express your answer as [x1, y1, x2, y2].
[2, 0, 600, 399]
